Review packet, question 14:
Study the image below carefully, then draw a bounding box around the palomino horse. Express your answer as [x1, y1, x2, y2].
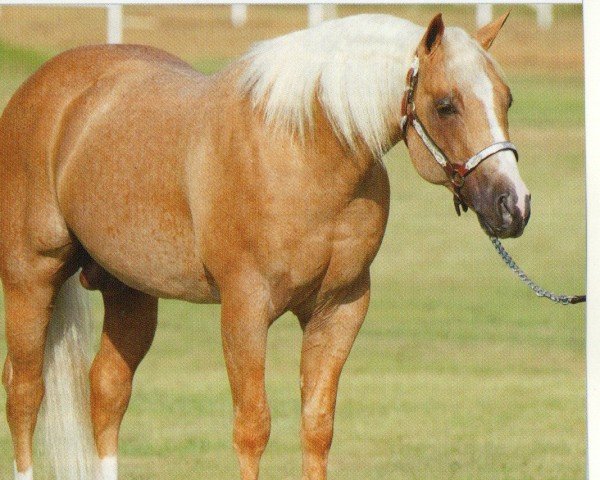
[0, 12, 530, 480]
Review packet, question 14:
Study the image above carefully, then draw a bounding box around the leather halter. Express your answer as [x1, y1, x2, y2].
[400, 56, 519, 216]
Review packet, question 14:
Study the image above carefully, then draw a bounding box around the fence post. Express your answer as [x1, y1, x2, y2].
[106, 5, 123, 44]
[475, 4, 493, 28]
[308, 4, 324, 27]
[308, 4, 337, 28]
[535, 5, 553, 30]
[231, 4, 248, 28]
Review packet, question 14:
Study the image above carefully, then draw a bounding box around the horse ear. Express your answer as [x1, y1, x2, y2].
[475, 11, 510, 50]
[420, 13, 445, 55]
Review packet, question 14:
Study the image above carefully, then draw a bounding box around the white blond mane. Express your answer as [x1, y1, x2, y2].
[239, 15, 424, 156]
[238, 14, 501, 157]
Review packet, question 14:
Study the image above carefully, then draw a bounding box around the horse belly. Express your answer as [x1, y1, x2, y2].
[66, 192, 217, 302]
[64, 188, 216, 302]
[56, 141, 217, 303]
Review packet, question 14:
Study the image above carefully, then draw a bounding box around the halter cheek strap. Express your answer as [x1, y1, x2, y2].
[400, 56, 519, 216]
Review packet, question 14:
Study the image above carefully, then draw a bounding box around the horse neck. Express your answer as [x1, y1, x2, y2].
[238, 17, 425, 160]
[233, 90, 375, 199]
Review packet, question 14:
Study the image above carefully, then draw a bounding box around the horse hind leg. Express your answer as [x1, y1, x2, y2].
[2, 253, 88, 480]
[89, 268, 157, 480]
[3, 280, 52, 479]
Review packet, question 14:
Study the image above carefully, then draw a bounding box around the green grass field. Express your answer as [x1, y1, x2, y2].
[0, 16, 585, 480]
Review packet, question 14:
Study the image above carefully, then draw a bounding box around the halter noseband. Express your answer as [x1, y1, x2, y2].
[400, 56, 519, 216]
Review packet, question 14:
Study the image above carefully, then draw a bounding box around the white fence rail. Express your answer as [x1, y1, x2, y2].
[33, 5, 557, 44]
[238, 5, 553, 30]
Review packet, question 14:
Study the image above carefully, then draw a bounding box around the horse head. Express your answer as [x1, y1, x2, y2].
[404, 13, 531, 238]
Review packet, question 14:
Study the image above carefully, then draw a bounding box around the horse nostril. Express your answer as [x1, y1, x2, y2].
[523, 193, 532, 225]
[496, 193, 510, 217]
[490, 191, 530, 238]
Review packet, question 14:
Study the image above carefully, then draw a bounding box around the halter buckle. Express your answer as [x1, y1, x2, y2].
[453, 194, 468, 216]
[451, 171, 465, 188]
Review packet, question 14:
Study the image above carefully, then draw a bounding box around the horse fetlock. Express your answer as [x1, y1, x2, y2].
[13, 462, 33, 480]
[6, 378, 44, 476]
[96, 455, 118, 480]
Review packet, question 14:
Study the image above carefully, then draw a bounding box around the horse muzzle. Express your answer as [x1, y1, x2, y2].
[476, 189, 531, 238]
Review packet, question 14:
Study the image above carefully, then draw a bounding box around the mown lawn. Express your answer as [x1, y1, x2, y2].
[0, 38, 585, 479]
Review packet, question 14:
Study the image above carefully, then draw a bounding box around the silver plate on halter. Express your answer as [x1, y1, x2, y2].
[411, 119, 448, 168]
[464, 141, 519, 171]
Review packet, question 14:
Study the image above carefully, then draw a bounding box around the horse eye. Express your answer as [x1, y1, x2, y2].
[436, 98, 457, 116]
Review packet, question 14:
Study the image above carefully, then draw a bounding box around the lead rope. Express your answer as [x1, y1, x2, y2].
[490, 237, 586, 305]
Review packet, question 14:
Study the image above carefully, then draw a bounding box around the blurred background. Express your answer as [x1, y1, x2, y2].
[0, 4, 585, 479]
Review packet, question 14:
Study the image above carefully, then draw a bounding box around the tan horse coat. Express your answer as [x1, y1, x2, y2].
[0, 13, 527, 480]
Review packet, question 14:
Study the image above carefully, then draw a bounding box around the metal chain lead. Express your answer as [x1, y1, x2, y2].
[490, 237, 586, 305]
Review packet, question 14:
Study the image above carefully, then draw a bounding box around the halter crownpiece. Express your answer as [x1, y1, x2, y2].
[400, 55, 519, 216]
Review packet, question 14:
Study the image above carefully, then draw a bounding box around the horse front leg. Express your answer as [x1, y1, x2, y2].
[298, 273, 370, 480]
[220, 288, 274, 480]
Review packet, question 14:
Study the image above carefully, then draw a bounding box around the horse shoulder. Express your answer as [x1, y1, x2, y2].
[321, 160, 390, 292]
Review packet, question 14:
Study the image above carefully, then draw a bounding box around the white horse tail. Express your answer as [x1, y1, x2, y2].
[40, 273, 97, 480]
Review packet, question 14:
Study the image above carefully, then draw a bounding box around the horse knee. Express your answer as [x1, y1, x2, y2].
[302, 409, 334, 456]
[233, 404, 271, 458]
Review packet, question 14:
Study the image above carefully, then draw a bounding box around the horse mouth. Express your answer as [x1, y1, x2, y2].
[470, 185, 531, 239]
[476, 210, 528, 239]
